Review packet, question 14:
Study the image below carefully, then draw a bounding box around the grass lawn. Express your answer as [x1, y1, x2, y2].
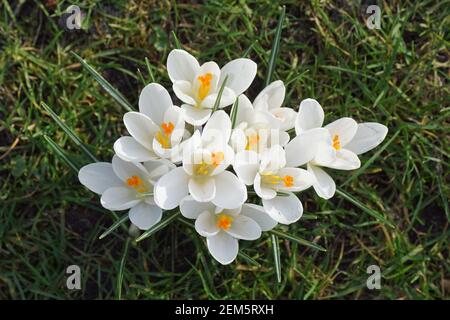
[0, 0, 448, 299]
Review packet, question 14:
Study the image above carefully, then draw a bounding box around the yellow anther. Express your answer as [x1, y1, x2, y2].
[197, 72, 212, 101]
[332, 134, 341, 150]
[216, 214, 233, 230]
[245, 134, 260, 151]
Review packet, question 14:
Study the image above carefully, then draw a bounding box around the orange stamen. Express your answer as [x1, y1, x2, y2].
[216, 214, 233, 230]
[197, 72, 212, 101]
[332, 135, 341, 150]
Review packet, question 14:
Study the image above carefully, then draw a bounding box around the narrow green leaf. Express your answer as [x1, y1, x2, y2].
[144, 57, 155, 83]
[41, 102, 98, 163]
[265, 6, 285, 86]
[336, 188, 395, 228]
[99, 213, 129, 240]
[270, 229, 327, 252]
[116, 238, 130, 300]
[242, 40, 258, 58]
[230, 97, 239, 129]
[71, 51, 134, 112]
[238, 251, 261, 267]
[135, 211, 180, 242]
[271, 234, 281, 283]
[42, 135, 79, 173]
[171, 31, 182, 49]
[211, 75, 228, 114]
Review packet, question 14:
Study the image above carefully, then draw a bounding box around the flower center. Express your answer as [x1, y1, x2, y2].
[332, 134, 341, 150]
[245, 134, 260, 151]
[216, 214, 233, 230]
[261, 173, 294, 188]
[126, 175, 147, 193]
[156, 121, 174, 149]
[197, 72, 212, 102]
[193, 152, 224, 176]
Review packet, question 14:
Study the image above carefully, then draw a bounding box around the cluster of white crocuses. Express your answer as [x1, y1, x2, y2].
[78, 49, 388, 265]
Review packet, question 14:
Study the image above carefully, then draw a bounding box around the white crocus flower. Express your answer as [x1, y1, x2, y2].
[167, 49, 257, 126]
[233, 145, 315, 224]
[286, 98, 388, 199]
[230, 94, 290, 154]
[114, 83, 185, 163]
[180, 196, 277, 265]
[154, 111, 247, 210]
[253, 80, 297, 131]
[78, 155, 174, 230]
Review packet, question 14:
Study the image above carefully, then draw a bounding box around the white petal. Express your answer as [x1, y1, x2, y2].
[322, 149, 361, 170]
[180, 195, 216, 219]
[295, 98, 324, 134]
[167, 49, 200, 82]
[253, 80, 285, 111]
[212, 171, 247, 209]
[139, 83, 173, 124]
[142, 159, 175, 182]
[219, 58, 257, 95]
[173, 80, 197, 105]
[129, 202, 162, 230]
[234, 94, 254, 125]
[154, 167, 189, 209]
[312, 141, 336, 166]
[189, 177, 216, 202]
[259, 145, 286, 173]
[240, 204, 277, 231]
[230, 128, 247, 153]
[202, 110, 231, 146]
[78, 162, 122, 194]
[195, 61, 221, 93]
[101, 187, 140, 211]
[111, 155, 150, 182]
[114, 136, 157, 162]
[344, 122, 388, 155]
[225, 214, 261, 240]
[254, 173, 277, 200]
[206, 232, 238, 265]
[124, 111, 160, 150]
[200, 87, 236, 109]
[325, 117, 358, 147]
[233, 151, 259, 185]
[262, 193, 303, 224]
[276, 167, 315, 192]
[285, 128, 329, 167]
[270, 107, 297, 131]
[181, 104, 212, 126]
[210, 145, 234, 176]
[195, 210, 220, 237]
[307, 163, 335, 199]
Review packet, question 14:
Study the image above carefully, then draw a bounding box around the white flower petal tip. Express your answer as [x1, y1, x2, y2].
[262, 193, 303, 225]
[241, 204, 278, 231]
[206, 232, 239, 265]
[167, 49, 200, 83]
[307, 164, 336, 199]
[345, 122, 388, 155]
[139, 83, 174, 123]
[213, 171, 247, 209]
[220, 58, 257, 95]
[129, 203, 162, 230]
[295, 98, 324, 134]
[154, 167, 189, 209]
[78, 162, 122, 195]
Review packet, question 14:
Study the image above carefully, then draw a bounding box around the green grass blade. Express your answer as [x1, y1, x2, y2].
[336, 188, 395, 228]
[271, 234, 281, 283]
[211, 75, 228, 114]
[265, 6, 285, 86]
[116, 238, 130, 300]
[41, 102, 98, 163]
[135, 211, 180, 242]
[99, 213, 129, 240]
[230, 97, 239, 129]
[71, 51, 134, 112]
[42, 135, 79, 173]
[238, 251, 261, 267]
[171, 31, 182, 49]
[270, 229, 327, 252]
[145, 57, 155, 83]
